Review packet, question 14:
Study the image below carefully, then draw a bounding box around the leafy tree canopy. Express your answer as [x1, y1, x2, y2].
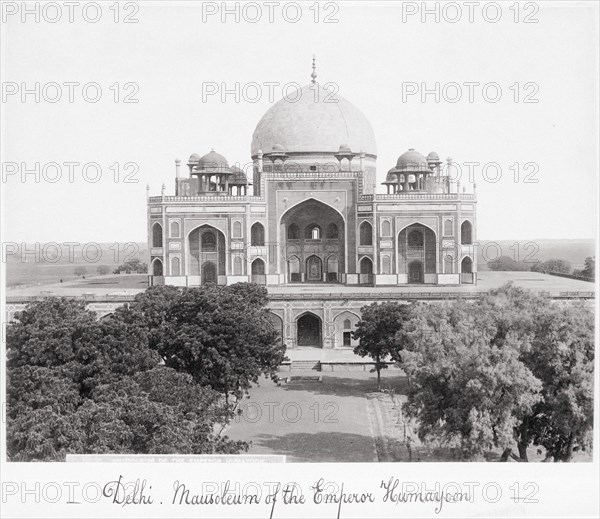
[7, 298, 246, 461]
[353, 302, 412, 391]
[398, 284, 594, 461]
[120, 283, 286, 402]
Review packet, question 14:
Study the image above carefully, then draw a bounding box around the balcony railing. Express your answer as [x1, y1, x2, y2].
[367, 193, 476, 201]
[149, 195, 264, 203]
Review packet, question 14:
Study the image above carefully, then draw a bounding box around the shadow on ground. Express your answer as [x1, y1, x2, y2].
[278, 373, 409, 398]
[253, 431, 377, 462]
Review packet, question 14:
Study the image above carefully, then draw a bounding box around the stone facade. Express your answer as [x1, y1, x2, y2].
[147, 81, 478, 292]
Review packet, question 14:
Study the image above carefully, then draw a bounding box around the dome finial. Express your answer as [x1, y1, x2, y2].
[311, 54, 317, 84]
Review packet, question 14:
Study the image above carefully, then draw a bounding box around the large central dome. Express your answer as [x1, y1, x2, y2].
[251, 83, 377, 158]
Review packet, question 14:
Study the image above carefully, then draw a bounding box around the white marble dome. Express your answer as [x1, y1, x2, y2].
[251, 83, 377, 158]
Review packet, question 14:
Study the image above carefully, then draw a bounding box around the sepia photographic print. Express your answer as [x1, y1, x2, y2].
[0, 1, 598, 517]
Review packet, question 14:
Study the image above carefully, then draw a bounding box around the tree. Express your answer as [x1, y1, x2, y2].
[399, 284, 595, 462]
[96, 265, 110, 276]
[352, 302, 412, 391]
[113, 258, 147, 274]
[123, 283, 287, 403]
[530, 258, 571, 274]
[74, 266, 88, 277]
[399, 289, 542, 460]
[573, 256, 595, 280]
[6, 298, 246, 461]
[487, 255, 529, 271]
[520, 302, 594, 461]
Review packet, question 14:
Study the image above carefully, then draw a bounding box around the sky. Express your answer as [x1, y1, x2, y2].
[1, 0, 598, 244]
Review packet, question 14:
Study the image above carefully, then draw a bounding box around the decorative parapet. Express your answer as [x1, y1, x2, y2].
[366, 193, 476, 202]
[148, 195, 265, 203]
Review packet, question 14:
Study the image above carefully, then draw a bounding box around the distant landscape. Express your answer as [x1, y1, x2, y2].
[4, 239, 595, 287]
[476, 239, 595, 271]
[5, 243, 148, 288]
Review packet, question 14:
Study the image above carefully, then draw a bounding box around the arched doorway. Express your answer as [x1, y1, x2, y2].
[359, 257, 373, 285]
[189, 225, 226, 283]
[152, 258, 163, 276]
[251, 258, 266, 285]
[306, 255, 323, 282]
[297, 313, 322, 347]
[398, 223, 437, 282]
[201, 262, 217, 284]
[288, 255, 301, 282]
[461, 256, 474, 284]
[280, 199, 345, 284]
[326, 255, 339, 282]
[408, 260, 424, 283]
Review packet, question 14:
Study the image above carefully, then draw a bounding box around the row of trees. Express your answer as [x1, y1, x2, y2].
[72, 259, 148, 278]
[352, 284, 594, 462]
[7, 284, 286, 461]
[488, 255, 595, 281]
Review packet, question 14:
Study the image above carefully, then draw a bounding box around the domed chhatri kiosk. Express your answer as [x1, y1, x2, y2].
[147, 62, 477, 347]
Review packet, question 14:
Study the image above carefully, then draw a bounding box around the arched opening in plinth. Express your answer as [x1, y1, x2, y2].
[297, 312, 322, 348]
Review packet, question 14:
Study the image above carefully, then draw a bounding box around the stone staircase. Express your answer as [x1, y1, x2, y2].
[290, 360, 321, 371]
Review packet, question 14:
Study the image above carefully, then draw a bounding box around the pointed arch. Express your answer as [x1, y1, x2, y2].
[251, 222, 265, 246]
[201, 231, 216, 252]
[381, 255, 391, 274]
[444, 218, 453, 236]
[251, 258, 266, 285]
[381, 220, 391, 237]
[201, 261, 217, 284]
[461, 220, 473, 244]
[188, 224, 226, 279]
[305, 223, 322, 240]
[444, 254, 454, 274]
[359, 221, 373, 246]
[287, 255, 301, 282]
[305, 255, 323, 282]
[170, 220, 180, 238]
[152, 258, 163, 276]
[170, 256, 180, 276]
[279, 197, 346, 223]
[332, 310, 361, 348]
[152, 222, 163, 248]
[461, 255, 473, 273]
[408, 260, 423, 283]
[296, 311, 322, 347]
[232, 221, 242, 238]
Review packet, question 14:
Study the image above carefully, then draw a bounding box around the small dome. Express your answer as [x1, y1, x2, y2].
[229, 166, 251, 185]
[188, 153, 200, 163]
[393, 149, 429, 173]
[338, 144, 352, 152]
[384, 167, 397, 183]
[272, 143, 285, 152]
[197, 150, 229, 171]
[427, 151, 440, 162]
